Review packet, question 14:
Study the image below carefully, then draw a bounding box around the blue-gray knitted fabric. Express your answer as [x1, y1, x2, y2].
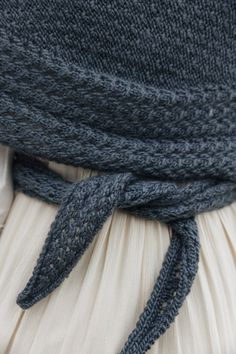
[0, 1, 235, 353]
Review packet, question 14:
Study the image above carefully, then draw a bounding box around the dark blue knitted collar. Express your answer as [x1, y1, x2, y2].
[0, 1, 236, 353]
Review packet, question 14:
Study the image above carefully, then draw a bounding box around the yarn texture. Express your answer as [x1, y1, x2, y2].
[0, 1, 235, 353]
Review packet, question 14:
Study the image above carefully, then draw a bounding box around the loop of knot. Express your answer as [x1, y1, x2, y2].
[13, 154, 235, 353]
[16, 161, 134, 309]
[0, 6, 235, 353]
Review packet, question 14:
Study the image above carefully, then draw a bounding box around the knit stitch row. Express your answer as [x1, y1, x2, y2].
[0, 3, 235, 351]
[12, 153, 235, 353]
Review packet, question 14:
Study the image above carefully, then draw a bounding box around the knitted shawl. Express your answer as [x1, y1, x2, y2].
[0, 1, 235, 353]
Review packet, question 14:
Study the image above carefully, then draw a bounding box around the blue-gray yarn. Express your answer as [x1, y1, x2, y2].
[0, 1, 236, 353]
[13, 155, 201, 353]
[13, 153, 235, 354]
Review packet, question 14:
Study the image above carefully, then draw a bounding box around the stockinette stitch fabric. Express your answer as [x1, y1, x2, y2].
[0, 1, 235, 353]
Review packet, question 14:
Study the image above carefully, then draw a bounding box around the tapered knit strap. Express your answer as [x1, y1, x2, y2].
[13, 154, 235, 353]
[1, 2, 235, 352]
[121, 219, 199, 354]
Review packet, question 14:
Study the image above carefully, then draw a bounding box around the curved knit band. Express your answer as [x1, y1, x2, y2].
[13, 154, 236, 224]
[0, 29, 236, 182]
[0, 1, 235, 353]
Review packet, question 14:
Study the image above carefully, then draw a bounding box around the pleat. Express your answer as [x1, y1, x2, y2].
[0, 145, 13, 228]
[0, 194, 57, 353]
[0, 161, 235, 354]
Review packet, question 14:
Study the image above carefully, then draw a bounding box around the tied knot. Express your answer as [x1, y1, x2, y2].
[13, 154, 235, 353]
[17, 171, 134, 309]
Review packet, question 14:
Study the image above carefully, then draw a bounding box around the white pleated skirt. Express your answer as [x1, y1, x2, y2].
[0, 159, 236, 354]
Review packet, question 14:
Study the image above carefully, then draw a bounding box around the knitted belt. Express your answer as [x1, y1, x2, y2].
[1, 23, 236, 354]
[7, 143, 235, 354]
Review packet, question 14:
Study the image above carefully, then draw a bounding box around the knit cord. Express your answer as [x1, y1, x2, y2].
[0, 22, 235, 353]
[120, 219, 199, 354]
[13, 155, 235, 353]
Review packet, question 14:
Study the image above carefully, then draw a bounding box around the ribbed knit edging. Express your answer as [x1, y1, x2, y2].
[1, 93, 236, 182]
[1, 29, 235, 101]
[1, 28, 236, 141]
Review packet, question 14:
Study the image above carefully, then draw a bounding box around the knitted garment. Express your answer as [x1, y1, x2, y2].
[0, 1, 236, 353]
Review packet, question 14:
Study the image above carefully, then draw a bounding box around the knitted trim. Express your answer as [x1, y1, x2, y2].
[0, 28, 236, 141]
[1, 24, 236, 354]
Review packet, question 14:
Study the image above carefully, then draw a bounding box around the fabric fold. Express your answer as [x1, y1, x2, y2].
[13, 154, 235, 353]
[0, 2, 235, 351]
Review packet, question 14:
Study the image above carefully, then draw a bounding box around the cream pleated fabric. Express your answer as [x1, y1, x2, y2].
[0, 146, 13, 229]
[0, 157, 236, 354]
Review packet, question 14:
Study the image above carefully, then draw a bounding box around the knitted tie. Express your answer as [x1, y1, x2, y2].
[13, 154, 235, 353]
[0, 1, 235, 352]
